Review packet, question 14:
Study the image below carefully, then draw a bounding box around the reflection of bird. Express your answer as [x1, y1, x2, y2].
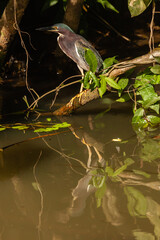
[37, 23, 103, 77]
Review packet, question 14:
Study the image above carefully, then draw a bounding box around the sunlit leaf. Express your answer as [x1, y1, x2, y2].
[83, 71, 91, 89]
[116, 93, 131, 102]
[98, 76, 107, 97]
[149, 104, 159, 114]
[42, 0, 59, 11]
[0, 127, 6, 131]
[150, 64, 160, 74]
[128, 0, 152, 17]
[46, 118, 52, 122]
[103, 56, 118, 70]
[89, 72, 100, 87]
[118, 78, 129, 89]
[104, 76, 121, 89]
[12, 125, 29, 130]
[97, 0, 119, 13]
[147, 115, 160, 125]
[85, 48, 97, 73]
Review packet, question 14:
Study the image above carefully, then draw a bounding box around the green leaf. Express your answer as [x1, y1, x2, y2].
[128, 0, 152, 17]
[150, 64, 160, 74]
[12, 125, 29, 130]
[116, 93, 132, 102]
[0, 127, 6, 131]
[147, 115, 160, 125]
[118, 78, 129, 90]
[105, 166, 114, 176]
[103, 56, 118, 70]
[98, 76, 107, 97]
[83, 71, 91, 89]
[103, 76, 121, 89]
[132, 108, 145, 125]
[97, 0, 119, 13]
[149, 104, 159, 114]
[85, 49, 97, 73]
[89, 72, 100, 87]
[42, 0, 58, 11]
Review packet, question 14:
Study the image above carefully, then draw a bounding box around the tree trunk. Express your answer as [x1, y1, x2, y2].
[0, 0, 30, 65]
[63, 0, 84, 32]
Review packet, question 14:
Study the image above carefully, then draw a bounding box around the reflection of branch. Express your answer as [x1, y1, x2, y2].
[122, 179, 160, 191]
[33, 151, 43, 240]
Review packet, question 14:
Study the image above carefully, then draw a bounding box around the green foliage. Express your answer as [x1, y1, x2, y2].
[0, 121, 71, 132]
[128, 0, 152, 17]
[90, 157, 134, 207]
[97, 0, 119, 13]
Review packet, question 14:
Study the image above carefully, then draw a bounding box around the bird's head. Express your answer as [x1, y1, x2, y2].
[36, 23, 74, 35]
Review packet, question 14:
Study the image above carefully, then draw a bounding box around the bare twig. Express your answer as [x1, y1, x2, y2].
[149, 0, 155, 53]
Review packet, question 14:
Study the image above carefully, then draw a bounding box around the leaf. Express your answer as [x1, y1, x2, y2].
[83, 71, 91, 89]
[147, 115, 160, 125]
[98, 76, 107, 97]
[128, 0, 152, 17]
[118, 78, 129, 90]
[85, 49, 97, 73]
[0, 127, 6, 131]
[149, 104, 159, 114]
[102, 56, 118, 70]
[12, 125, 29, 130]
[97, 0, 119, 13]
[150, 65, 160, 74]
[104, 76, 121, 89]
[132, 108, 145, 124]
[41, 0, 58, 11]
[116, 93, 132, 102]
[89, 72, 99, 87]
[124, 158, 135, 166]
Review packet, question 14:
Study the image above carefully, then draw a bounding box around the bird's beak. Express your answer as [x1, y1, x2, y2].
[36, 26, 58, 32]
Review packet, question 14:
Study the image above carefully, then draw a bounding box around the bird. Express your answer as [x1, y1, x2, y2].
[37, 23, 103, 76]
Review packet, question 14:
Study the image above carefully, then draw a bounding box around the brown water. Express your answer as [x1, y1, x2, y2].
[0, 87, 160, 240]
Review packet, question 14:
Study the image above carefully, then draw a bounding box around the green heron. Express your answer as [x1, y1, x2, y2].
[37, 23, 103, 77]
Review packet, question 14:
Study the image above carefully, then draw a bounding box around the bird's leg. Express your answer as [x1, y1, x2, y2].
[78, 65, 84, 92]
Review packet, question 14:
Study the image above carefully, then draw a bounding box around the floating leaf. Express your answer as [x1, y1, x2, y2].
[0, 127, 6, 131]
[12, 125, 29, 130]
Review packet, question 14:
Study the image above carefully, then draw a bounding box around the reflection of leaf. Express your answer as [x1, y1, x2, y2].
[133, 231, 155, 240]
[124, 186, 147, 217]
[140, 139, 160, 162]
[133, 169, 151, 179]
[95, 180, 106, 208]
